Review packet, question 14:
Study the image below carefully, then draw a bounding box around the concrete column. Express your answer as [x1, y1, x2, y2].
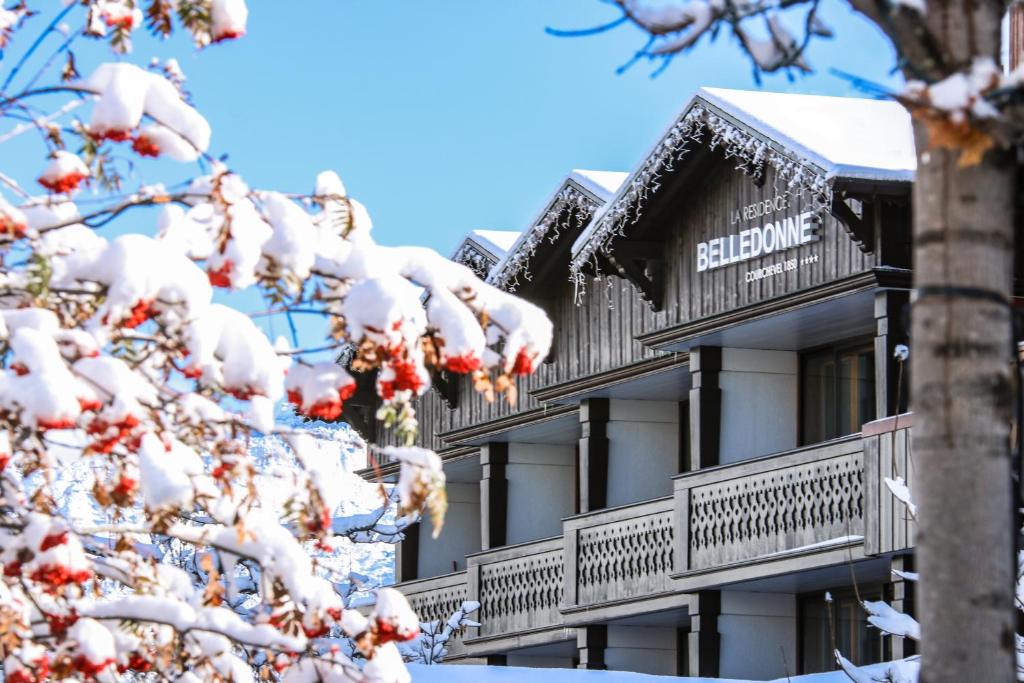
[577, 625, 608, 670]
[688, 347, 721, 471]
[579, 398, 609, 513]
[480, 443, 508, 551]
[687, 591, 721, 677]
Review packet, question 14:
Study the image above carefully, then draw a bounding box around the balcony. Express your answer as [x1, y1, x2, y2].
[392, 571, 470, 658]
[863, 414, 915, 556]
[465, 537, 566, 646]
[672, 435, 867, 587]
[562, 496, 677, 620]
[388, 422, 916, 651]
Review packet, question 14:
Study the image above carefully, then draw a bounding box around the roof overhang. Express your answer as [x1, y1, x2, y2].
[569, 87, 915, 275]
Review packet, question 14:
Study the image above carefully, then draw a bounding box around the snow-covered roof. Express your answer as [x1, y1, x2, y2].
[570, 169, 629, 200]
[450, 229, 520, 279]
[469, 229, 520, 259]
[488, 170, 626, 291]
[700, 87, 916, 182]
[570, 87, 916, 271]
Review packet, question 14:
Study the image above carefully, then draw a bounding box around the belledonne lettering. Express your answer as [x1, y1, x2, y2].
[696, 211, 819, 273]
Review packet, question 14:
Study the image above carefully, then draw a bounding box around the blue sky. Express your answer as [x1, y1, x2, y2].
[3, 1, 901, 347]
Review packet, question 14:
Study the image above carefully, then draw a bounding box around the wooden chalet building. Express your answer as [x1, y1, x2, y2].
[353, 88, 1024, 678]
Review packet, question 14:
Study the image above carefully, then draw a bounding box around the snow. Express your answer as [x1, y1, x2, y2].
[83, 63, 211, 155]
[469, 229, 521, 258]
[884, 476, 917, 517]
[211, 0, 248, 42]
[38, 151, 90, 194]
[570, 169, 628, 200]
[405, 661, 919, 683]
[138, 433, 201, 511]
[864, 599, 921, 640]
[698, 87, 916, 181]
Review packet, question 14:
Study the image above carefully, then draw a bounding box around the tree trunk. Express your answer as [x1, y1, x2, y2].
[911, 124, 1018, 682]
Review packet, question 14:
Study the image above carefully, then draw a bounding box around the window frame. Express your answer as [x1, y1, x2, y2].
[796, 584, 886, 675]
[798, 338, 877, 447]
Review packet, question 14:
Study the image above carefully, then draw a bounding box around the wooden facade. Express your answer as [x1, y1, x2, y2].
[351, 88, 1017, 676]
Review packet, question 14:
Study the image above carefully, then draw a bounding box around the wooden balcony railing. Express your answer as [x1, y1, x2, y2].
[863, 414, 915, 556]
[563, 496, 675, 610]
[391, 571, 469, 657]
[390, 423, 918, 651]
[673, 435, 866, 576]
[465, 537, 564, 640]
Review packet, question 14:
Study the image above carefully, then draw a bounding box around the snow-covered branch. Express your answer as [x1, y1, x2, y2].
[0, 3, 552, 681]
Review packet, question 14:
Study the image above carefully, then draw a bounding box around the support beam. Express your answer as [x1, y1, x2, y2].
[688, 347, 721, 471]
[578, 398, 609, 513]
[687, 591, 720, 678]
[480, 442, 508, 551]
[874, 290, 911, 419]
[395, 523, 419, 583]
[576, 625, 608, 670]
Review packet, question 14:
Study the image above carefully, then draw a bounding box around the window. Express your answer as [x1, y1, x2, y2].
[800, 587, 884, 674]
[801, 344, 875, 444]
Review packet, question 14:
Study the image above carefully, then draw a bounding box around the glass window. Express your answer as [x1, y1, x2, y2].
[800, 588, 884, 674]
[802, 345, 875, 444]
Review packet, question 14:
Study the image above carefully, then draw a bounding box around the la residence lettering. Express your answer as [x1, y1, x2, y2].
[697, 210, 819, 273]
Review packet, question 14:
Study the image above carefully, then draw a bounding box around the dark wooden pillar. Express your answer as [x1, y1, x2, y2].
[579, 398, 609, 513]
[678, 400, 691, 474]
[485, 655, 507, 666]
[889, 555, 917, 659]
[688, 347, 721, 471]
[687, 591, 720, 677]
[576, 625, 608, 670]
[395, 523, 419, 583]
[874, 290, 910, 419]
[480, 443, 508, 551]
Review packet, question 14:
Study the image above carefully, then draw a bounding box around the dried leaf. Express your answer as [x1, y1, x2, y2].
[916, 110, 995, 168]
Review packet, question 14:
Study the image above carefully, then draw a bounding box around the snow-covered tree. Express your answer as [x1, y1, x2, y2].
[0, 3, 553, 681]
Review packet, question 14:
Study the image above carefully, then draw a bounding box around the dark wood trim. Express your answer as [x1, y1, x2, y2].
[688, 347, 721, 471]
[576, 625, 608, 670]
[438, 404, 579, 444]
[678, 400, 690, 474]
[480, 443, 508, 551]
[874, 290, 911, 418]
[530, 354, 690, 403]
[831, 193, 875, 253]
[637, 270, 911, 351]
[687, 591, 720, 677]
[355, 445, 478, 481]
[579, 398, 609, 513]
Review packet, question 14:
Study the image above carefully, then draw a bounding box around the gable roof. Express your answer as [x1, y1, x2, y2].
[700, 88, 915, 182]
[570, 87, 916, 273]
[451, 229, 521, 279]
[487, 169, 626, 291]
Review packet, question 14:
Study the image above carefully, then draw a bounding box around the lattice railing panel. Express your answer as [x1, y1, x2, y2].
[576, 509, 674, 605]
[478, 548, 563, 636]
[688, 452, 864, 569]
[401, 576, 469, 649]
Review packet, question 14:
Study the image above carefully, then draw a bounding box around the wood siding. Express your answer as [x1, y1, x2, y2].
[383, 156, 888, 451]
